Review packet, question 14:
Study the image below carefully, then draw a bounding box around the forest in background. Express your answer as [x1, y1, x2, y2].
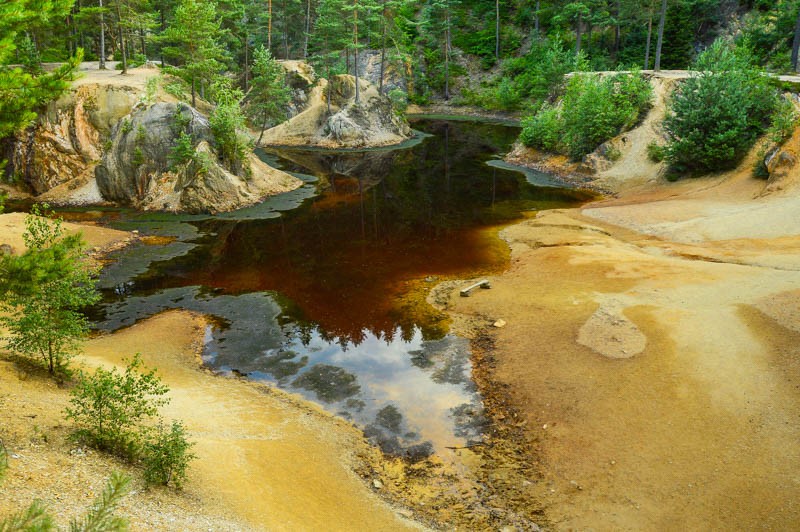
[5, 1, 800, 106]
[2, 0, 800, 180]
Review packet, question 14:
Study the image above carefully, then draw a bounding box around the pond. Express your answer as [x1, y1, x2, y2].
[70, 118, 592, 460]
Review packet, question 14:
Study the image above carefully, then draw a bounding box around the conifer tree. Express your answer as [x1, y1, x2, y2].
[161, 0, 227, 107]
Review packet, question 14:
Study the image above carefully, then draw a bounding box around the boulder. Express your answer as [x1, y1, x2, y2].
[96, 102, 301, 213]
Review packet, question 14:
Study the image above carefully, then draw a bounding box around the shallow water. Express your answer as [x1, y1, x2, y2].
[77, 118, 592, 458]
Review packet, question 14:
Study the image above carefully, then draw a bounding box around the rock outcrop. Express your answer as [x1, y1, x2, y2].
[259, 71, 412, 149]
[4, 85, 138, 196]
[4, 68, 302, 213]
[96, 102, 301, 213]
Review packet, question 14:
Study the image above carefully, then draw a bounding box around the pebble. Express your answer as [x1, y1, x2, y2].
[493, 319, 507, 328]
[372, 479, 383, 489]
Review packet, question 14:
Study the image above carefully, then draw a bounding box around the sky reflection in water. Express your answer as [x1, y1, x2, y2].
[88, 119, 591, 457]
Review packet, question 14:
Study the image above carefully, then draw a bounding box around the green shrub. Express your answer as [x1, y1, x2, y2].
[142, 76, 160, 105]
[519, 103, 562, 152]
[143, 420, 195, 488]
[163, 78, 189, 101]
[664, 39, 779, 174]
[388, 88, 409, 114]
[647, 142, 666, 163]
[65, 354, 169, 460]
[65, 356, 196, 487]
[520, 71, 652, 160]
[766, 95, 798, 145]
[120, 119, 133, 135]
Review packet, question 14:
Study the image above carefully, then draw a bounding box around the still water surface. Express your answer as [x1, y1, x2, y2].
[76, 119, 592, 458]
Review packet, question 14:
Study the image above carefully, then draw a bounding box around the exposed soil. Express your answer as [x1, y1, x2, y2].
[444, 145, 800, 528]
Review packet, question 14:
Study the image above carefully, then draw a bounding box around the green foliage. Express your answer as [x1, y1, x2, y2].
[141, 76, 160, 106]
[143, 421, 195, 488]
[209, 78, 252, 175]
[0, 472, 130, 532]
[65, 354, 170, 459]
[0, 0, 80, 138]
[161, 0, 227, 107]
[0, 205, 100, 380]
[162, 77, 190, 101]
[120, 119, 133, 135]
[68, 472, 131, 532]
[766, 95, 799, 146]
[246, 47, 291, 141]
[388, 88, 409, 114]
[520, 71, 652, 160]
[478, 39, 587, 111]
[647, 141, 666, 163]
[519, 103, 561, 152]
[0, 440, 8, 481]
[664, 39, 779, 174]
[65, 355, 195, 488]
[0, 499, 56, 532]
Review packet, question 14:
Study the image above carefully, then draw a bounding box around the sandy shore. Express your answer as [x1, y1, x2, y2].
[0, 214, 421, 530]
[446, 155, 800, 528]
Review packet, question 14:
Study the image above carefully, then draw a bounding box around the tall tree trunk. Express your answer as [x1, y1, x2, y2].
[191, 77, 196, 108]
[116, 0, 127, 74]
[99, 0, 106, 69]
[654, 0, 667, 72]
[139, 27, 146, 57]
[379, 0, 386, 94]
[612, 0, 621, 61]
[792, 7, 800, 72]
[282, 0, 289, 58]
[354, 0, 360, 103]
[268, 0, 273, 51]
[575, 13, 583, 54]
[258, 109, 268, 145]
[444, 0, 451, 100]
[495, 0, 500, 62]
[303, 0, 312, 58]
[243, 34, 250, 91]
[644, 3, 653, 69]
[534, 0, 540, 35]
[159, 8, 165, 65]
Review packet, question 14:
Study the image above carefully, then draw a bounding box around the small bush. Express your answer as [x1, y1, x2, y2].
[65, 356, 195, 487]
[520, 71, 652, 160]
[120, 119, 133, 135]
[519, 103, 562, 152]
[143, 420, 195, 488]
[766, 95, 798, 146]
[647, 142, 666, 163]
[65, 354, 169, 460]
[141, 76, 160, 105]
[388, 88, 409, 114]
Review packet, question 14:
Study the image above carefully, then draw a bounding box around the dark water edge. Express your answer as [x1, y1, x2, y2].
[48, 118, 593, 458]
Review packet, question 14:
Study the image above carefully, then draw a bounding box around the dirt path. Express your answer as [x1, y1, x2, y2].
[447, 165, 800, 528]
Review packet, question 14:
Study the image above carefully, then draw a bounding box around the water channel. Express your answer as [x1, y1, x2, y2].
[63, 118, 592, 460]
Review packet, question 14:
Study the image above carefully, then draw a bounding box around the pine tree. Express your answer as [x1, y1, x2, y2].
[0, 0, 81, 139]
[161, 0, 227, 107]
[247, 46, 291, 144]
